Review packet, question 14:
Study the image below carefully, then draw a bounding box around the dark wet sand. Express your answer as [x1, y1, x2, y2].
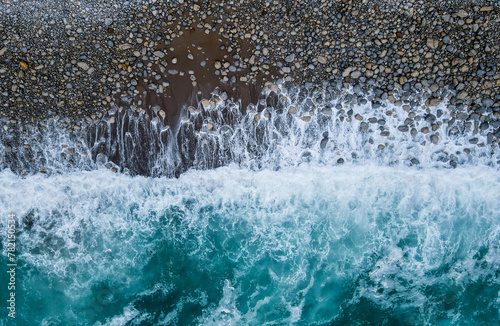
[117, 13, 279, 128]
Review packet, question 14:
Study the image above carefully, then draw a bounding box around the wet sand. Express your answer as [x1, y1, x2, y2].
[122, 13, 277, 127]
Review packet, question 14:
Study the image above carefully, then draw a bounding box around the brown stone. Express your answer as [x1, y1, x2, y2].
[457, 91, 468, 100]
[425, 97, 443, 107]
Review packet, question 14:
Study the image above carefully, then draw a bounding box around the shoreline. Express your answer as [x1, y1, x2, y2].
[1, 83, 499, 177]
[0, 0, 499, 176]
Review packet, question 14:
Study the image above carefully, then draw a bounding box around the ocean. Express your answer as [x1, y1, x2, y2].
[1, 165, 499, 325]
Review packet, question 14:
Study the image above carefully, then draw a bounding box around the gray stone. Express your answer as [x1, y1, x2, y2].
[320, 138, 328, 149]
[317, 56, 327, 64]
[351, 71, 362, 79]
[479, 122, 489, 130]
[77, 62, 90, 71]
[426, 38, 439, 49]
[457, 10, 468, 18]
[285, 54, 295, 62]
[154, 51, 165, 58]
[360, 122, 369, 132]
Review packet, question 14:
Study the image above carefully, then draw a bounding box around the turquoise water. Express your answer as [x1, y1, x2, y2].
[1, 165, 499, 325]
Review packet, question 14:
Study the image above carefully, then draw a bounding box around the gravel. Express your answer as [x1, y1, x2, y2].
[0, 0, 498, 147]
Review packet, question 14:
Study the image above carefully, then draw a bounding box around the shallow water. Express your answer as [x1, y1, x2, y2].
[1, 165, 499, 325]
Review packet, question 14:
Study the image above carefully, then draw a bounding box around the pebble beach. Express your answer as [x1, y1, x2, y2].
[1, 2, 500, 325]
[0, 0, 499, 174]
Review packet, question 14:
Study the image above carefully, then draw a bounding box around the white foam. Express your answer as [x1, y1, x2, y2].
[1, 164, 499, 323]
[1, 86, 498, 177]
[199, 280, 242, 326]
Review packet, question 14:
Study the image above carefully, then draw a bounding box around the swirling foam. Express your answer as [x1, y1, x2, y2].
[0, 165, 499, 324]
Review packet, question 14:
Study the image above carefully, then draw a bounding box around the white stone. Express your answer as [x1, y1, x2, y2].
[118, 43, 132, 50]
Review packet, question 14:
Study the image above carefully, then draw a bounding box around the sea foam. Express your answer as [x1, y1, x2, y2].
[0, 165, 499, 324]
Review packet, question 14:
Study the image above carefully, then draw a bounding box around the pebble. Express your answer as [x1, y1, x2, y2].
[77, 62, 90, 71]
[426, 38, 439, 49]
[118, 43, 132, 50]
[351, 71, 362, 79]
[342, 67, 353, 77]
[426, 98, 443, 107]
[154, 51, 165, 58]
[457, 91, 468, 100]
[320, 138, 328, 149]
[322, 108, 332, 115]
